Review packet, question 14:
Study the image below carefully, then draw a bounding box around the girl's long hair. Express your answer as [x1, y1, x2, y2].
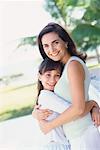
[36, 58, 64, 105]
[38, 22, 87, 63]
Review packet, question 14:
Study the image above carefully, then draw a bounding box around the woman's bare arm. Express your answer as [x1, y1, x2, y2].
[48, 61, 86, 127]
[39, 61, 93, 133]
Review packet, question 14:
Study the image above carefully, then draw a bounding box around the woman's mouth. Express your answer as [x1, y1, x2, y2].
[51, 51, 60, 57]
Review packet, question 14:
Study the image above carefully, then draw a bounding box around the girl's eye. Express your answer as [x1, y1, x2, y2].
[56, 74, 60, 77]
[46, 74, 51, 77]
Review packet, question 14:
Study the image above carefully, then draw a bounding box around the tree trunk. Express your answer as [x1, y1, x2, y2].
[95, 48, 100, 63]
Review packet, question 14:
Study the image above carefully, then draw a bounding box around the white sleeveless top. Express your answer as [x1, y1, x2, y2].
[54, 56, 93, 140]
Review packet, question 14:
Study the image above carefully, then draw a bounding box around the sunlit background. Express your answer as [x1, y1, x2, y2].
[0, 0, 55, 120]
[0, 0, 100, 120]
[0, 0, 100, 149]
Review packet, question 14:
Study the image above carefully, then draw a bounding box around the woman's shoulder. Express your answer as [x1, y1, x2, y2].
[68, 56, 83, 63]
[63, 56, 86, 76]
[66, 56, 85, 68]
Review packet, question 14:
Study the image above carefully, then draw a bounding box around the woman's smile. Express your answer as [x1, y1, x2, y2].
[50, 51, 60, 57]
[42, 32, 67, 62]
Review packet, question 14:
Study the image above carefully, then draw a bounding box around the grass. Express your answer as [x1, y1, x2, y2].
[88, 63, 100, 69]
[0, 105, 33, 122]
[0, 83, 37, 122]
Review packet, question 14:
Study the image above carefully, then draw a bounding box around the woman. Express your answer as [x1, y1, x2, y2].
[34, 22, 100, 150]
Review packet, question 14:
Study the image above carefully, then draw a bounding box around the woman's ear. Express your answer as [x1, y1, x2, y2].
[65, 42, 68, 48]
[38, 73, 42, 81]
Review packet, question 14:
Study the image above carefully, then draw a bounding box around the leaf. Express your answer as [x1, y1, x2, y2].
[17, 36, 37, 48]
[71, 24, 100, 41]
[83, 7, 100, 22]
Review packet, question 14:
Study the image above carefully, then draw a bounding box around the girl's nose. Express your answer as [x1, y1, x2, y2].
[49, 77, 55, 84]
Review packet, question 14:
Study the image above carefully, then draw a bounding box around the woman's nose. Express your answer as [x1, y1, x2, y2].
[49, 45, 55, 54]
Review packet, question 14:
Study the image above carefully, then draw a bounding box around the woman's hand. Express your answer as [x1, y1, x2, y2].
[91, 106, 100, 127]
[32, 105, 52, 121]
[39, 120, 52, 134]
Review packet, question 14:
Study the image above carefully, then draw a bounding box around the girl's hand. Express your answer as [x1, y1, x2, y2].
[91, 106, 100, 127]
[39, 120, 52, 134]
[32, 105, 52, 121]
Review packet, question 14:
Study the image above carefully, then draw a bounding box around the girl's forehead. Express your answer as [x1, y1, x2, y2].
[45, 69, 61, 74]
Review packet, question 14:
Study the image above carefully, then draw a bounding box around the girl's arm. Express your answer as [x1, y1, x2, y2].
[90, 105, 100, 127]
[38, 91, 99, 119]
[32, 91, 71, 121]
[81, 100, 99, 117]
[32, 105, 52, 120]
[38, 91, 71, 113]
[33, 94, 99, 123]
[80, 100, 100, 127]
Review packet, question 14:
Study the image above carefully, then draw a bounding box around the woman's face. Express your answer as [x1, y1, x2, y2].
[41, 32, 68, 63]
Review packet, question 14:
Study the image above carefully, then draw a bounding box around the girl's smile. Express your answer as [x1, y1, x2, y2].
[39, 70, 61, 91]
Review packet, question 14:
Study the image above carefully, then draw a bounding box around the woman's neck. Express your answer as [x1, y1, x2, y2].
[61, 54, 71, 64]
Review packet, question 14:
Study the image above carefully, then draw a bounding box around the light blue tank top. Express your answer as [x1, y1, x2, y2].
[54, 56, 93, 140]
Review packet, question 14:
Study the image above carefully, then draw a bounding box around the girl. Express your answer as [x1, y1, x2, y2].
[33, 57, 99, 150]
[35, 22, 100, 150]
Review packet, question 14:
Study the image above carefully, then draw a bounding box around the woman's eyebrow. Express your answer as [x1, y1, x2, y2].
[52, 39, 59, 43]
[42, 39, 59, 45]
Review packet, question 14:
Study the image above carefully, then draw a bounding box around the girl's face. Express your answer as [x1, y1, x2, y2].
[41, 32, 68, 63]
[39, 69, 61, 91]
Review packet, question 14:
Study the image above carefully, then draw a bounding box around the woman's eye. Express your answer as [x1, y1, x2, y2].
[55, 41, 59, 44]
[53, 41, 59, 47]
[43, 44, 48, 48]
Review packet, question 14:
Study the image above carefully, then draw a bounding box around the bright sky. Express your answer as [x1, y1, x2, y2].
[0, 1, 54, 116]
[0, 0, 54, 72]
[0, 0, 53, 44]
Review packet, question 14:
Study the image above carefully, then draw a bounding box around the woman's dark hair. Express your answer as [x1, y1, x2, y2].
[38, 22, 87, 62]
[36, 58, 64, 105]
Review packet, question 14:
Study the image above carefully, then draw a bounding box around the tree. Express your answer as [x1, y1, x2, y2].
[44, 0, 88, 28]
[17, 36, 37, 48]
[44, 0, 100, 63]
[71, 0, 100, 62]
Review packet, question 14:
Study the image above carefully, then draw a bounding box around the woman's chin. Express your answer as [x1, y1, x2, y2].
[50, 57, 60, 61]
